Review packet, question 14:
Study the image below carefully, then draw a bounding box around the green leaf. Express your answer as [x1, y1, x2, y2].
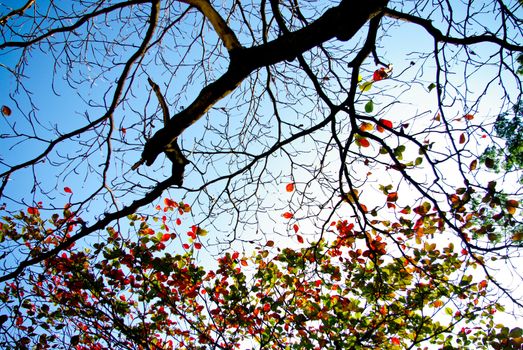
[428, 83, 436, 92]
[365, 100, 374, 113]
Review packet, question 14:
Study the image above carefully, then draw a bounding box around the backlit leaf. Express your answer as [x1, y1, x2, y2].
[469, 159, 477, 171]
[282, 212, 293, 219]
[359, 81, 373, 92]
[1, 105, 11, 116]
[365, 100, 374, 113]
[64, 187, 73, 194]
[286, 183, 295, 192]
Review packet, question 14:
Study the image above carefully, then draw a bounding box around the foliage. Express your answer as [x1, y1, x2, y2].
[0, 0, 522, 349]
[0, 199, 521, 349]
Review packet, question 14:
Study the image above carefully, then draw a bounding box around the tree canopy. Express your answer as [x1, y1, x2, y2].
[0, 0, 522, 349]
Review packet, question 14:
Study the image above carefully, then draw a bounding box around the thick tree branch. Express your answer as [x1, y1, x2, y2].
[139, 0, 388, 167]
[180, 0, 242, 51]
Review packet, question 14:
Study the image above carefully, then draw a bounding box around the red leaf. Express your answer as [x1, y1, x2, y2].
[182, 243, 190, 249]
[232, 251, 240, 260]
[266, 240, 275, 247]
[1, 105, 11, 116]
[27, 207, 39, 215]
[64, 187, 73, 194]
[285, 183, 295, 192]
[297, 235, 304, 244]
[263, 303, 271, 312]
[373, 68, 388, 81]
[391, 337, 401, 346]
[378, 119, 393, 131]
[293, 224, 299, 233]
[464, 114, 474, 120]
[161, 233, 171, 242]
[459, 133, 466, 144]
[240, 259, 248, 266]
[194, 242, 202, 250]
[163, 198, 177, 208]
[282, 212, 293, 219]
[176, 218, 182, 225]
[386, 192, 398, 202]
[357, 138, 370, 147]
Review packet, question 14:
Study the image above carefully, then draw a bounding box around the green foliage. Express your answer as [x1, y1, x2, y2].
[481, 101, 523, 181]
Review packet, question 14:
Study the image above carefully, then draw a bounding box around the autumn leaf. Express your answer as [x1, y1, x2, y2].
[469, 159, 477, 171]
[282, 212, 294, 219]
[163, 198, 177, 208]
[194, 242, 202, 250]
[373, 68, 388, 81]
[240, 259, 248, 266]
[286, 183, 295, 192]
[464, 114, 474, 120]
[377, 119, 393, 132]
[386, 192, 398, 202]
[359, 122, 373, 132]
[506, 199, 519, 215]
[459, 133, 466, 144]
[391, 337, 401, 346]
[1, 105, 11, 116]
[64, 187, 73, 194]
[296, 235, 304, 244]
[356, 137, 370, 148]
[27, 207, 39, 215]
[160, 233, 171, 242]
[293, 224, 299, 233]
[359, 81, 373, 92]
[266, 240, 275, 247]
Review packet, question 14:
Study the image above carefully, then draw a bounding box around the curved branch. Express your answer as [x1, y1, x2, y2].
[383, 8, 523, 52]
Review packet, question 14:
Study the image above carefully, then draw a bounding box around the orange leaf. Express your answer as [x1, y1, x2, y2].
[1, 105, 11, 116]
[464, 114, 474, 120]
[282, 212, 294, 219]
[64, 187, 73, 194]
[391, 337, 401, 346]
[240, 259, 248, 266]
[286, 183, 295, 192]
[266, 240, 275, 247]
[163, 198, 177, 208]
[359, 122, 373, 132]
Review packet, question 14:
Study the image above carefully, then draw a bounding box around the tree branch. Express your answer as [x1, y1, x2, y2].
[138, 0, 389, 167]
[383, 8, 523, 52]
[180, 0, 242, 51]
